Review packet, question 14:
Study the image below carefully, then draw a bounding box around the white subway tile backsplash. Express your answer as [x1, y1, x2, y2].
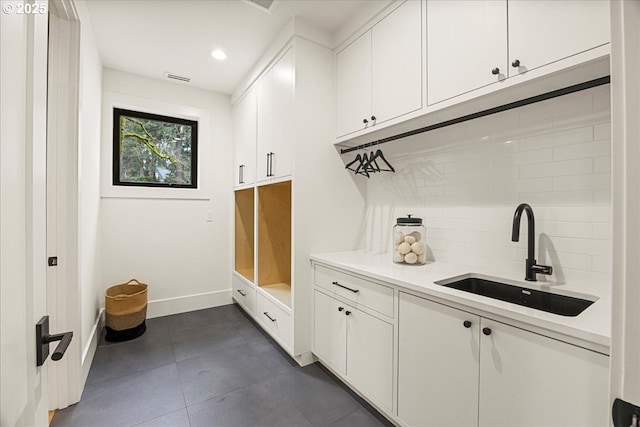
[594, 122, 611, 141]
[553, 140, 610, 161]
[519, 126, 593, 152]
[553, 173, 611, 192]
[364, 86, 612, 288]
[519, 158, 593, 179]
[593, 156, 612, 173]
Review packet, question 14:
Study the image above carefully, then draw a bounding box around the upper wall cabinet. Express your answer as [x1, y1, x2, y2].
[427, 1, 507, 105]
[232, 86, 257, 188]
[507, 0, 610, 76]
[427, 0, 610, 105]
[336, 0, 422, 138]
[256, 49, 294, 183]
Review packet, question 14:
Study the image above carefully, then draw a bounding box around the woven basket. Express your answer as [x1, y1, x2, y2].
[105, 279, 148, 342]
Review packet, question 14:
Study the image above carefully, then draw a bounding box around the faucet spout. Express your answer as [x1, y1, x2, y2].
[511, 203, 552, 281]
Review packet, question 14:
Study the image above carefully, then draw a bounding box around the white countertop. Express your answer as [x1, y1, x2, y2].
[310, 250, 611, 352]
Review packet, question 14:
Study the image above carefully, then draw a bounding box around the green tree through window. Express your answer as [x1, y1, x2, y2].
[113, 108, 198, 188]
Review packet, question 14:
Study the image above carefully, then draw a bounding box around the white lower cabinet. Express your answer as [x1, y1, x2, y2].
[398, 291, 609, 427]
[478, 318, 609, 427]
[398, 292, 480, 427]
[257, 292, 293, 351]
[232, 275, 256, 316]
[313, 290, 394, 411]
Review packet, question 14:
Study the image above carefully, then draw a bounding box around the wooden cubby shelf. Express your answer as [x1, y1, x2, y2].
[234, 188, 255, 283]
[257, 181, 292, 308]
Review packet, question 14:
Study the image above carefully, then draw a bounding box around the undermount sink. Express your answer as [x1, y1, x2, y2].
[435, 275, 595, 317]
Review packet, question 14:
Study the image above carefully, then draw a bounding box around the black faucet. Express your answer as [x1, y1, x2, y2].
[511, 203, 553, 281]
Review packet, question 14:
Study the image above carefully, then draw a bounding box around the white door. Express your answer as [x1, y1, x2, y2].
[478, 319, 609, 427]
[336, 31, 372, 137]
[270, 48, 294, 179]
[398, 292, 480, 427]
[508, 0, 610, 76]
[427, 0, 507, 104]
[256, 68, 273, 182]
[346, 306, 393, 411]
[371, 0, 423, 122]
[233, 86, 257, 187]
[313, 291, 347, 374]
[0, 5, 50, 426]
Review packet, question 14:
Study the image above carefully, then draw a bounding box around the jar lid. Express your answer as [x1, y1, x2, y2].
[396, 214, 422, 225]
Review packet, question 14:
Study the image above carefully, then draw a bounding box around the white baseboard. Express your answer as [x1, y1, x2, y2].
[146, 289, 233, 318]
[80, 309, 104, 392]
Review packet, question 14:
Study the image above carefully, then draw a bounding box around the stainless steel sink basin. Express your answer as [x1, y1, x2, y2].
[435, 274, 595, 316]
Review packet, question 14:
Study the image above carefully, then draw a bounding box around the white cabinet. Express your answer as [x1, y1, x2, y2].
[427, 0, 610, 105]
[257, 48, 293, 182]
[398, 292, 480, 427]
[478, 318, 609, 427]
[398, 291, 609, 427]
[232, 275, 256, 316]
[508, 1, 610, 76]
[427, 0, 507, 105]
[313, 290, 394, 411]
[336, 0, 422, 137]
[232, 86, 257, 187]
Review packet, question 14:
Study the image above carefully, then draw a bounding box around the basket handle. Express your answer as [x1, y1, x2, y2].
[124, 279, 142, 285]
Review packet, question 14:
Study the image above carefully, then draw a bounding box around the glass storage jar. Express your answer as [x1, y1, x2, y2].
[393, 215, 426, 265]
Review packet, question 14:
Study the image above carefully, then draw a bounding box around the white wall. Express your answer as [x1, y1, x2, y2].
[362, 84, 612, 289]
[100, 69, 233, 317]
[75, 0, 103, 373]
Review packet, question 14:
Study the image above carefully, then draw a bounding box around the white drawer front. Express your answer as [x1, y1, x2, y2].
[314, 264, 394, 318]
[232, 274, 255, 316]
[257, 292, 293, 350]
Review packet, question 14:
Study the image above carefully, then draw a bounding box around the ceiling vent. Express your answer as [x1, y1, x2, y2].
[164, 72, 190, 83]
[243, 0, 280, 13]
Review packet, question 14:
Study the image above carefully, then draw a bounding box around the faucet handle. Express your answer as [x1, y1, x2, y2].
[531, 264, 553, 275]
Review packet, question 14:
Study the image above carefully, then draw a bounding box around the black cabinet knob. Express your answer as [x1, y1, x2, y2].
[371, 115, 376, 121]
[491, 67, 500, 75]
[512, 59, 521, 67]
[345, 310, 351, 316]
[338, 307, 344, 312]
[363, 118, 369, 125]
[483, 327, 492, 336]
[463, 320, 472, 328]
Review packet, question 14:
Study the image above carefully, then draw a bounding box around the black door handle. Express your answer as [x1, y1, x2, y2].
[36, 316, 73, 366]
[263, 312, 276, 322]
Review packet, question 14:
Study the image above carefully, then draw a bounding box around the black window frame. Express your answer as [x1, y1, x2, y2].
[112, 108, 198, 189]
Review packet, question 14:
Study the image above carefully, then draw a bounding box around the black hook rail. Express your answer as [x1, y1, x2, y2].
[339, 76, 610, 155]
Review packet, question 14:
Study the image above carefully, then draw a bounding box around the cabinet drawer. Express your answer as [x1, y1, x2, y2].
[314, 264, 394, 318]
[232, 274, 255, 316]
[257, 292, 293, 350]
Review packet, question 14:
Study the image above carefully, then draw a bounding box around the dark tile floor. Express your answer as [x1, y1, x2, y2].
[51, 304, 391, 427]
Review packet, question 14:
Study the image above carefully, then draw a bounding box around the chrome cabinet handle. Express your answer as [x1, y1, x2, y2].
[263, 312, 276, 322]
[332, 281, 359, 293]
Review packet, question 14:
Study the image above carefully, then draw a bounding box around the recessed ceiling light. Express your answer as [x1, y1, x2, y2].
[210, 49, 227, 61]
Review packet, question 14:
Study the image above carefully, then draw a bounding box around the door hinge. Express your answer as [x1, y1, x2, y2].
[48, 257, 58, 267]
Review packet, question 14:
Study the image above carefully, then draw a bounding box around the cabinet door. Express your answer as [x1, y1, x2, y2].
[271, 49, 294, 179]
[232, 86, 257, 187]
[479, 319, 609, 427]
[508, 0, 610, 76]
[398, 292, 480, 427]
[256, 67, 273, 182]
[336, 31, 372, 138]
[347, 305, 394, 410]
[313, 291, 347, 375]
[427, 0, 507, 105]
[372, 0, 423, 121]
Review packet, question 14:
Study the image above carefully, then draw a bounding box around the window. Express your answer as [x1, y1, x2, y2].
[113, 108, 198, 188]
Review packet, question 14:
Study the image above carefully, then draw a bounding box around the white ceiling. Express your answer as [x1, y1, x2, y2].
[85, 0, 380, 95]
